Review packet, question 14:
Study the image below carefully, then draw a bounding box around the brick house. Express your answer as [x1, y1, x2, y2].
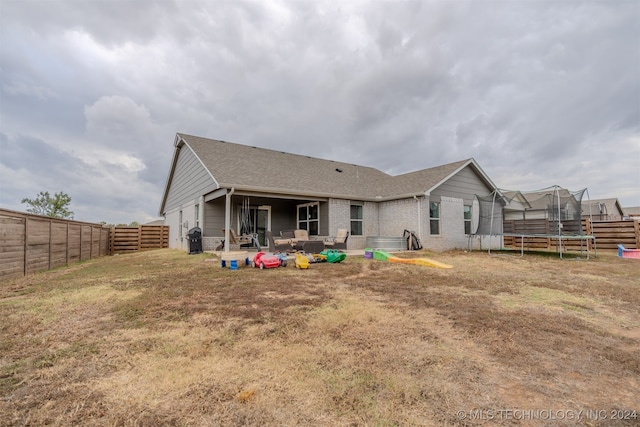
[159, 133, 501, 251]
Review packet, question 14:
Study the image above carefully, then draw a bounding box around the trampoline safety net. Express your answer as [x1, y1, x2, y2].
[475, 186, 588, 237]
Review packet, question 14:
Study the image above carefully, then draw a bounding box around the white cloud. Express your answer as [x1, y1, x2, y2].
[84, 96, 153, 140]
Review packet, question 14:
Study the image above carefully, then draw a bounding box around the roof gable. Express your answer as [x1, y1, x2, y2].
[389, 158, 499, 200]
[582, 198, 624, 216]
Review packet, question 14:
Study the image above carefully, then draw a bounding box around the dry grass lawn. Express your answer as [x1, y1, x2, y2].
[1, 248, 639, 426]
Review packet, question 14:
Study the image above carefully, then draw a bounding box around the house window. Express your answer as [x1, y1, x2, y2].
[350, 203, 363, 236]
[297, 202, 319, 235]
[195, 204, 200, 229]
[464, 205, 472, 235]
[430, 202, 440, 235]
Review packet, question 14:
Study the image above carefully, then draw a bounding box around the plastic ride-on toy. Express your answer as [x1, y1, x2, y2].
[252, 252, 287, 269]
[295, 252, 310, 269]
[320, 249, 347, 263]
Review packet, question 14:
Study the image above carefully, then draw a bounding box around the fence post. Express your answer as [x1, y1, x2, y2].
[23, 217, 28, 276]
[110, 227, 115, 255]
[138, 226, 143, 251]
[634, 220, 640, 248]
[66, 222, 70, 266]
[48, 220, 52, 270]
[546, 218, 552, 250]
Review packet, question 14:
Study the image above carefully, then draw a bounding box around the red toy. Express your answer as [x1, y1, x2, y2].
[252, 252, 287, 269]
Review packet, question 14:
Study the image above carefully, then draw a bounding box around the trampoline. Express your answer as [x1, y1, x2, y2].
[471, 185, 597, 259]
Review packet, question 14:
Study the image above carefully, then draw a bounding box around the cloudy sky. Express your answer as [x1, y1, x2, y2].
[1, 0, 638, 224]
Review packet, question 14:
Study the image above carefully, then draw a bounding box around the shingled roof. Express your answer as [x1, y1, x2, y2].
[167, 133, 487, 201]
[581, 198, 625, 217]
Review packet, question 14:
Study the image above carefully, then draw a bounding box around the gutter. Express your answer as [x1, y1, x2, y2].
[219, 183, 426, 202]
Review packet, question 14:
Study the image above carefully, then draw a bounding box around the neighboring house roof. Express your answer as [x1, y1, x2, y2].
[581, 198, 625, 217]
[160, 133, 498, 213]
[623, 206, 640, 217]
[501, 191, 532, 208]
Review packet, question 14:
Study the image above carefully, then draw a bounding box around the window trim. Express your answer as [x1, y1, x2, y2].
[464, 204, 472, 235]
[350, 203, 363, 236]
[297, 202, 320, 235]
[429, 202, 440, 235]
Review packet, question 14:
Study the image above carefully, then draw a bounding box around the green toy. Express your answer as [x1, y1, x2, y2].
[320, 249, 346, 263]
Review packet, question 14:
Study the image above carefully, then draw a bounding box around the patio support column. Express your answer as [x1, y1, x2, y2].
[224, 188, 234, 252]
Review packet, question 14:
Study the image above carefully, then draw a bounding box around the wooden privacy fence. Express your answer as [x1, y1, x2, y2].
[110, 225, 169, 254]
[0, 208, 170, 279]
[0, 208, 109, 279]
[503, 218, 640, 251]
[589, 220, 640, 250]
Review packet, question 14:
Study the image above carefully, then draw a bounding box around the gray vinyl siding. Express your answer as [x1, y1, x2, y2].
[204, 198, 225, 236]
[319, 201, 329, 235]
[254, 199, 294, 234]
[164, 146, 217, 213]
[430, 166, 492, 204]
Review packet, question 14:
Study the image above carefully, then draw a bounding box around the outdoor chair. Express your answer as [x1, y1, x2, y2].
[267, 231, 294, 253]
[324, 229, 349, 250]
[289, 229, 313, 250]
[278, 229, 310, 249]
[293, 229, 309, 243]
[280, 230, 296, 240]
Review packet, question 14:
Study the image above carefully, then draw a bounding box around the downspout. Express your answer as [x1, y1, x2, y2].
[224, 187, 235, 252]
[414, 195, 422, 241]
[489, 190, 497, 255]
[556, 186, 563, 259]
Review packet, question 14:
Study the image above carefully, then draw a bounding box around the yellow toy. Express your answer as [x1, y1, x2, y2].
[295, 252, 310, 269]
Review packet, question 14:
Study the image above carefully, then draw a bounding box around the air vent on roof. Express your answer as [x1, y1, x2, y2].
[336, 168, 343, 173]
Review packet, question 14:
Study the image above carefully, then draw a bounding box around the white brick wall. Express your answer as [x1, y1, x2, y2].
[327, 199, 379, 250]
[426, 196, 465, 251]
[324, 196, 481, 251]
[328, 199, 350, 231]
[379, 199, 420, 237]
[363, 202, 379, 237]
[169, 195, 499, 252]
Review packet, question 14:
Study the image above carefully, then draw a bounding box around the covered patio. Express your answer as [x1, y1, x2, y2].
[200, 189, 333, 252]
